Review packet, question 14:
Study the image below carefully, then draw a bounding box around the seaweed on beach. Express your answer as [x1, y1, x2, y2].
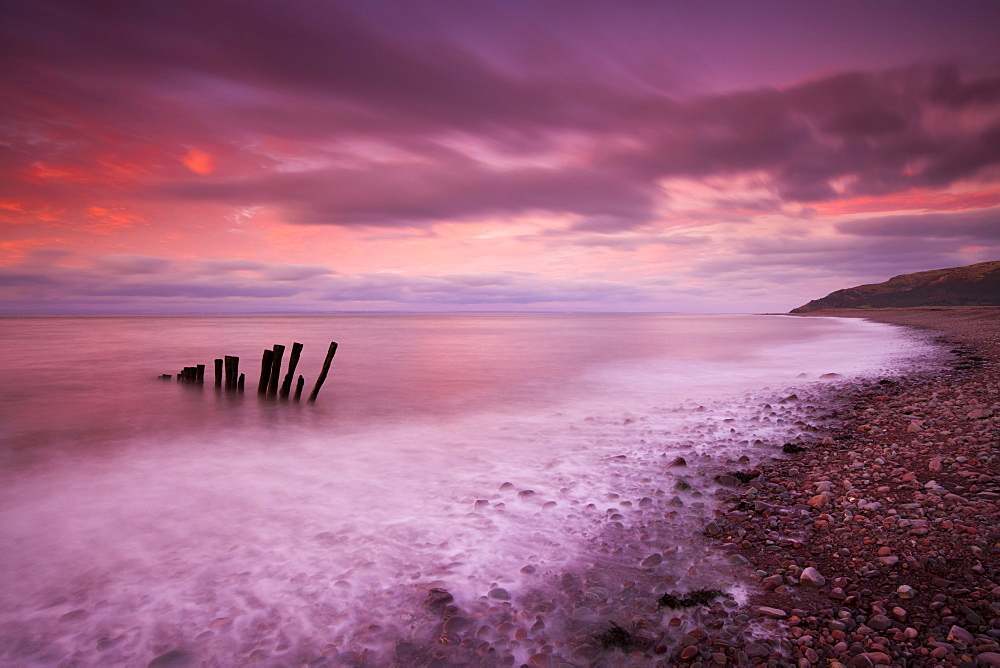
[657, 588, 728, 609]
[595, 621, 633, 649]
[728, 470, 759, 484]
[782, 442, 806, 453]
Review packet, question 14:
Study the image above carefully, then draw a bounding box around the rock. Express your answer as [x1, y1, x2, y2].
[753, 606, 787, 618]
[947, 625, 975, 645]
[443, 616, 472, 633]
[929, 456, 943, 471]
[717, 474, 738, 487]
[679, 645, 699, 661]
[808, 494, 829, 508]
[148, 651, 199, 668]
[867, 614, 892, 631]
[668, 456, 687, 468]
[762, 574, 784, 590]
[850, 652, 891, 667]
[896, 585, 916, 599]
[976, 652, 1000, 667]
[800, 566, 827, 587]
[394, 642, 417, 660]
[488, 587, 511, 600]
[427, 588, 454, 609]
[745, 642, 770, 658]
[641, 553, 662, 567]
[728, 554, 749, 566]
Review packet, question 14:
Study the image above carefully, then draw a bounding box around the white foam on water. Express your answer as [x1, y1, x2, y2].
[0, 315, 939, 665]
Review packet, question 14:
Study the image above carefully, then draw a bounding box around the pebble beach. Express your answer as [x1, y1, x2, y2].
[698, 307, 1000, 668]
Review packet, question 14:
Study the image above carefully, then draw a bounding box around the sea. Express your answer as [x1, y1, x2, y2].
[0, 313, 938, 666]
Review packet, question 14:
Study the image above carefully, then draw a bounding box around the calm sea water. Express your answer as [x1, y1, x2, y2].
[0, 314, 935, 666]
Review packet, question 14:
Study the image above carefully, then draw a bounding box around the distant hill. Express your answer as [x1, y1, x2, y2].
[790, 260, 1000, 313]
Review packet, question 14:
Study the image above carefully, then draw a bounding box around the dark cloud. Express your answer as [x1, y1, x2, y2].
[156, 163, 657, 229]
[1, 1, 999, 236]
[836, 208, 1000, 240]
[692, 233, 997, 287]
[94, 255, 173, 275]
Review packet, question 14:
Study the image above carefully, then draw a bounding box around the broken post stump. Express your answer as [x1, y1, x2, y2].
[196, 364, 205, 384]
[267, 344, 285, 397]
[294, 374, 304, 401]
[257, 348, 273, 394]
[224, 356, 239, 390]
[279, 342, 303, 399]
[237, 373, 245, 392]
[308, 341, 338, 403]
[214, 358, 223, 388]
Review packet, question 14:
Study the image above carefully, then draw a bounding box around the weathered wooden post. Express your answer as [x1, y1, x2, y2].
[214, 359, 223, 388]
[308, 342, 338, 403]
[266, 344, 285, 397]
[224, 356, 239, 390]
[257, 349, 273, 395]
[196, 364, 205, 384]
[279, 342, 303, 399]
[237, 373, 245, 392]
[293, 375, 304, 401]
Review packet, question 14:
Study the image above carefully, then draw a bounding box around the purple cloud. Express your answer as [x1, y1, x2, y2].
[836, 208, 1000, 240]
[0, 255, 652, 313]
[4, 1, 1000, 236]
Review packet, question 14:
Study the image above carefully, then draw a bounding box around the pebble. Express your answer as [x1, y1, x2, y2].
[799, 566, 826, 587]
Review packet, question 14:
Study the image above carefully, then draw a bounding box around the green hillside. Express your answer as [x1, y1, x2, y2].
[791, 260, 1000, 312]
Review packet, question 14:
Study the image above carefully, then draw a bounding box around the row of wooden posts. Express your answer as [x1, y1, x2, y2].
[165, 341, 338, 403]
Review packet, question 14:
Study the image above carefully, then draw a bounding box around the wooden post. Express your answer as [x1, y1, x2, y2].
[237, 373, 245, 392]
[257, 349, 273, 395]
[294, 374, 304, 401]
[224, 356, 238, 390]
[196, 364, 205, 384]
[279, 342, 303, 399]
[214, 358, 223, 387]
[267, 344, 285, 397]
[308, 341, 338, 403]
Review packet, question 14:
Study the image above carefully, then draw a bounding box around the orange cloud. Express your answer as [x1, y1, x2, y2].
[85, 206, 144, 234]
[815, 188, 1000, 216]
[23, 162, 94, 183]
[181, 148, 217, 175]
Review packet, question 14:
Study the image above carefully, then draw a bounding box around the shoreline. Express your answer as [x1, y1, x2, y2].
[713, 308, 999, 667]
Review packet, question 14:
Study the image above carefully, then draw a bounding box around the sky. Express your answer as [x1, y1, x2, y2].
[2, 0, 999, 314]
